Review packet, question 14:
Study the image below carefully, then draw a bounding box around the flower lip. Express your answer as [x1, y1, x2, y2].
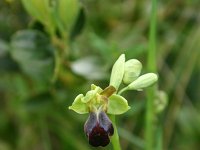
[84, 111, 114, 147]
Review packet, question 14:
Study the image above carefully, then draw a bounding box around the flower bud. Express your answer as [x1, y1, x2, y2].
[84, 111, 114, 147]
[154, 90, 168, 113]
[123, 59, 142, 84]
[109, 54, 125, 90]
[127, 73, 158, 90]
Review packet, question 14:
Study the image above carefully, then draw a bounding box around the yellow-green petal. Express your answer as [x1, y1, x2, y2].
[81, 90, 96, 103]
[69, 94, 88, 114]
[107, 94, 130, 115]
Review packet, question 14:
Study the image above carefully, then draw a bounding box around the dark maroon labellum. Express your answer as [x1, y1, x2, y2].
[84, 111, 114, 147]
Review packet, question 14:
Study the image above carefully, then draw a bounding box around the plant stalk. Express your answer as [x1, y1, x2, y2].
[110, 115, 121, 150]
[145, 0, 157, 150]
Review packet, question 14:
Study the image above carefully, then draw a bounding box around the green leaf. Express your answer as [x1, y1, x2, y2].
[109, 54, 125, 90]
[10, 30, 54, 82]
[107, 94, 130, 115]
[21, 0, 55, 32]
[57, 0, 80, 32]
[69, 94, 88, 114]
[70, 8, 85, 40]
[21, 0, 42, 21]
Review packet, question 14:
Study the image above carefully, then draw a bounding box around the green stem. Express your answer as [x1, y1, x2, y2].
[118, 87, 128, 95]
[145, 0, 157, 150]
[146, 88, 155, 150]
[51, 35, 68, 83]
[110, 115, 121, 150]
[52, 49, 61, 83]
[147, 0, 157, 71]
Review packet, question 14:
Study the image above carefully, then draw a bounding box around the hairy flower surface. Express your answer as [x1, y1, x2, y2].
[69, 84, 130, 147]
[84, 111, 114, 147]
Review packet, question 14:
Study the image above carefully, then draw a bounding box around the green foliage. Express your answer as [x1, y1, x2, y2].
[0, 0, 200, 150]
[21, 0, 81, 37]
[10, 30, 54, 82]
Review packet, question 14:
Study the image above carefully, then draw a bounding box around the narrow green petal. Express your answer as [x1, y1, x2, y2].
[69, 94, 88, 114]
[107, 94, 130, 115]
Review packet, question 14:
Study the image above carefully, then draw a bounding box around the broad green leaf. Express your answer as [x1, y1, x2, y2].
[10, 30, 54, 82]
[69, 94, 88, 114]
[70, 8, 85, 40]
[123, 59, 142, 84]
[21, 0, 42, 21]
[109, 54, 125, 90]
[91, 84, 102, 91]
[107, 94, 130, 115]
[128, 73, 158, 91]
[58, 0, 80, 31]
[21, 0, 55, 32]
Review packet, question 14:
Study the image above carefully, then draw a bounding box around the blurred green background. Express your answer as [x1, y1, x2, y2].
[0, 0, 200, 150]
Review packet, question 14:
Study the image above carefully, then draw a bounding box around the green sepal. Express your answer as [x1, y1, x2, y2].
[107, 94, 130, 115]
[69, 94, 88, 114]
[109, 54, 125, 90]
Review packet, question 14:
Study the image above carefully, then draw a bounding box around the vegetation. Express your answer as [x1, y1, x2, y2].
[0, 0, 200, 150]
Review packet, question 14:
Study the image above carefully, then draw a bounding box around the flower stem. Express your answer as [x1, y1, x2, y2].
[52, 49, 61, 83]
[110, 115, 121, 150]
[118, 87, 128, 95]
[145, 0, 157, 150]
